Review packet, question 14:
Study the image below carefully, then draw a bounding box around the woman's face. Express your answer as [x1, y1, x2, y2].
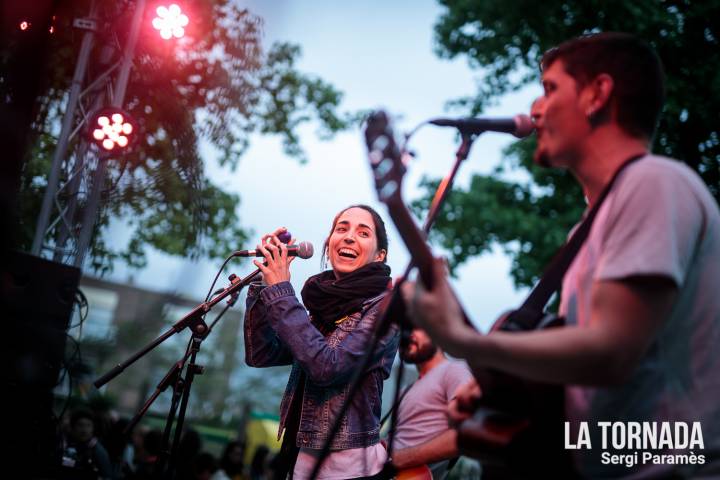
[327, 207, 386, 278]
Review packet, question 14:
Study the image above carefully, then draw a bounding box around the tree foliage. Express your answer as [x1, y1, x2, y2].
[416, 0, 720, 288]
[12, 0, 355, 273]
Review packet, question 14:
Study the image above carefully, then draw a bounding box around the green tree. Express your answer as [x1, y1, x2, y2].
[12, 0, 357, 273]
[415, 0, 719, 289]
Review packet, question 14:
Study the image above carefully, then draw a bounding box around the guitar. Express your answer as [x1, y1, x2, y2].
[363, 111, 574, 477]
[396, 464, 433, 480]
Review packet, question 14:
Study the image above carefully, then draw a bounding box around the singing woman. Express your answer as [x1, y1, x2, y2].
[244, 205, 399, 480]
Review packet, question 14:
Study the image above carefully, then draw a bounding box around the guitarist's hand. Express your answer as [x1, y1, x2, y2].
[447, 379, 482, 427]
[400, 257, 475, 358]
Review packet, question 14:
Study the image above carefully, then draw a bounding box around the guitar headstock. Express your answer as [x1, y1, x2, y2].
[363, 111, 477, 332]
[364, 110, 407, 208]
[364, 110, 435, 288]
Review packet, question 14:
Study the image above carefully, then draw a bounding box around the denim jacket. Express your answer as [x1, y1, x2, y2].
[244, 280, 399, 450]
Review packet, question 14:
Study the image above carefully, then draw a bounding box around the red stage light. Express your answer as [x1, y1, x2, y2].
[89, 108, 137, 154]
[152, 4, 189, 39]
[19, 17, 55, 33]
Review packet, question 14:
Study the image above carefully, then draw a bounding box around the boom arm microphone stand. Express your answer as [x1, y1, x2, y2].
[308, 130, 478, 480]
[94, 267, 261, 479]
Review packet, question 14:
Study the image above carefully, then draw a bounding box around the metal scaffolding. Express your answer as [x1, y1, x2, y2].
[31, 0, 147, 268]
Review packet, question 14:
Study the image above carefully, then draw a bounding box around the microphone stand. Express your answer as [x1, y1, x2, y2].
[160, 274, 249, 480]
[308, 132, 478, 479]
[94, 268, 261, 479]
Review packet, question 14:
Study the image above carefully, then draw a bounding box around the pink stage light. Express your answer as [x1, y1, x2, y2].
[152, 4, 189, 39]
[89, 108, 137, 153]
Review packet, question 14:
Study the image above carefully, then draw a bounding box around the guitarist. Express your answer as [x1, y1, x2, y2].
[387, 327, 473, 479]
[402, 32, 720, 478]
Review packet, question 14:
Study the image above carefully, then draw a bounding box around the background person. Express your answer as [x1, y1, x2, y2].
[388, 328, 473, 479]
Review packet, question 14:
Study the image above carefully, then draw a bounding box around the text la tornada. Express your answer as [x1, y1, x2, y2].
[565, 421, 704, 450]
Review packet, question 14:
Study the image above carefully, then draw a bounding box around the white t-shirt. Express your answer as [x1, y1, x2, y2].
[560, 155, 720, 478]
[292, 443, 386, 480]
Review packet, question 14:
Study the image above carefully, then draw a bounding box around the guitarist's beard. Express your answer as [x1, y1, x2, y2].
[400, 340, 437, 365]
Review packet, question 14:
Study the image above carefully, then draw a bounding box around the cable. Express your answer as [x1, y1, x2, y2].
[204, 253, 238, 302]
[400, 120, 429, 155]
[55, 333, 82, 423]
[68, 287, 89, 329]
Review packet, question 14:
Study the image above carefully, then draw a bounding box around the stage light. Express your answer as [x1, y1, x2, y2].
[152, 3, 189, 39]
[18, 16, 55, 33]
[89, 108, 137, 154]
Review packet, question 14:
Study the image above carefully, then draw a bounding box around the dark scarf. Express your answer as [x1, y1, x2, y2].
[301, 261, 391, 334]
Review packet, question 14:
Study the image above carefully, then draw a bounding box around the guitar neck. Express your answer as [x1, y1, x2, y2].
[385, 199, 475, 332]
[385, 199, 436, 290]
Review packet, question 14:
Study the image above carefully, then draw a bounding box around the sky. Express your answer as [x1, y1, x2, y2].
[109, 0, 543, 333]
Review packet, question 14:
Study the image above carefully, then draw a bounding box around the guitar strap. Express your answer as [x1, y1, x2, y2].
[507, 153, 646, 330]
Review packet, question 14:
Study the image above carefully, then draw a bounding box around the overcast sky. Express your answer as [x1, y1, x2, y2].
[109, 0, 542, 333]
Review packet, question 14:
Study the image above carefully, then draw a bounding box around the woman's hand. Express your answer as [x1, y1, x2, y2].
[253, 227, 296, 286]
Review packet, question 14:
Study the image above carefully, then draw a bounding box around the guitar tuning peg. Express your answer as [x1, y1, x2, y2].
[401, 150, 415, 165]
[371, 135, 390, 152]
[379, 181, 398, 201]
[375, 158, 393, 178]
[369, 149, 383, 165]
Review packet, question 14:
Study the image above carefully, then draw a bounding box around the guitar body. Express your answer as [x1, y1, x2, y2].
[457, 313, 574, 478]
[363, 112, 575, 478]
[395, 464, 433, 480]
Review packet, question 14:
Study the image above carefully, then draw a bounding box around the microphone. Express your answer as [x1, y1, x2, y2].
[232, 241, 314, 259]
[429, 114, 535, 138]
